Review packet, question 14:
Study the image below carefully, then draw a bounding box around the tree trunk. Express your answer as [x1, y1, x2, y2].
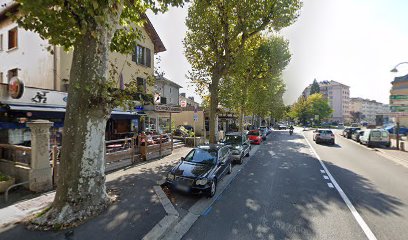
[32, 24, 116, 228]
[239, 107, 244, 132]
[209, 73, 221, 144]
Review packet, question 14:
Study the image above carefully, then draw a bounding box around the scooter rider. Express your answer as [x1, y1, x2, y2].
[289, 125, 294, 135]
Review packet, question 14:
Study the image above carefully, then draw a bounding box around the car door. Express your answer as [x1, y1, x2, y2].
[242, 135, 250, 154]
[216, 148, 227, 179]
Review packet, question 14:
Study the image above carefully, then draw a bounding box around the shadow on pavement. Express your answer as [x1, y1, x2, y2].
[184, 131, 405, 240]
[0, 157, 184, 240]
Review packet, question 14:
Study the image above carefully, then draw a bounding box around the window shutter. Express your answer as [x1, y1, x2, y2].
[146, 48, 151, 67]
[132, 45, 137, 62]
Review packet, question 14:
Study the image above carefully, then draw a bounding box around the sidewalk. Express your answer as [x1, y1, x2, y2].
[376, 147, 408, 165]
[0, 147, 191, 240]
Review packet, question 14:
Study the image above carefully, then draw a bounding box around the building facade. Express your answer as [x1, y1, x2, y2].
[302, 80, 350, 123]
[0, 1, 171, 144]
[350, 97, 390, 125]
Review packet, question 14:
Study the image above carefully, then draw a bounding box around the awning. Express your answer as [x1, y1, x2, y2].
[9, 105, 66, 112]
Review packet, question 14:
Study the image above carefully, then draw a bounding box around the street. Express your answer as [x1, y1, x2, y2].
[180, 129, 408, 240]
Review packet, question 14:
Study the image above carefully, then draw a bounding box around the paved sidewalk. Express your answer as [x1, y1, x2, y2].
[376, 147, 408, 163]
[0, 147, 191, 240]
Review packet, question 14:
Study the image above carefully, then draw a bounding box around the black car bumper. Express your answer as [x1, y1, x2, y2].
[165, 180, 210, 195]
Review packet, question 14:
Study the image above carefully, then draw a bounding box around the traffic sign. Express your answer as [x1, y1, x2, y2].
[180, 100, 187, 107]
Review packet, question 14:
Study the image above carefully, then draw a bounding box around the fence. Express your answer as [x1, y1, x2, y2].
[138, 134, 173, 161]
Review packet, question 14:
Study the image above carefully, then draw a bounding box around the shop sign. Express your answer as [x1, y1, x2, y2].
[390, 106, 408, 112]
[390, 95, 408, 100]
[8, 77, 25, 99]
[154, 105, 182, 113]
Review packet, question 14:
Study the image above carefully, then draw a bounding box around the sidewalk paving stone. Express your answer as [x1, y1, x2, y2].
[0, 147, 191, 240]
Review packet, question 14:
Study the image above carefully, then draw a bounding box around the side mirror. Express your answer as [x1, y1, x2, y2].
[180, 157, 185, 161]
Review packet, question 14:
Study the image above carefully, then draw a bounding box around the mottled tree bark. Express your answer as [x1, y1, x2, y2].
[209, 73, 221, 144]
[32, 14, 120, 228]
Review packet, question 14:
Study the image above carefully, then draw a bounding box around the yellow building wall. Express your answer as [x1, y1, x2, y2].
[172, 111, 205, 136]
[57, 26, 155, 94]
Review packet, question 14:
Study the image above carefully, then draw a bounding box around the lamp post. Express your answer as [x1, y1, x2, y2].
[389, 62, 408, 150]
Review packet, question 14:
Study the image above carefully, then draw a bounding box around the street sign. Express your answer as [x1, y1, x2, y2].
[193, 113, 199, 122]
[194, 105, 198, 113]
[180, 100, 187, 107]
[390, 95, 408, 100]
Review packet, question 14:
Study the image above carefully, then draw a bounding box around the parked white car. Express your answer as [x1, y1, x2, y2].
[360, 129, 391, 148]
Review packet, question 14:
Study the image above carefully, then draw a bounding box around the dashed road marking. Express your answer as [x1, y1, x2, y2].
[320, 170, 326, 173]
[323, 175, 329, 180]
[303, 132, 378, 240]
[327, 183, 334, 188]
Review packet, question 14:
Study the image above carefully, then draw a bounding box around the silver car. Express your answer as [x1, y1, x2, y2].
[313, 129, 335, 145]
[221, 132, 251, 164]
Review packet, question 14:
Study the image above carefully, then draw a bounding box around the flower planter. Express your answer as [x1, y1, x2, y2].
[0, 177, 15, 193]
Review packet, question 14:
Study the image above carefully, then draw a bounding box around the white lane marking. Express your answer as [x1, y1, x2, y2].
[268, 150, 276, 156]
[327, 183, 334, 188]
[303, 132, 378, 240]
[320, 170, 326, 173]
[323, 175, 329, 180]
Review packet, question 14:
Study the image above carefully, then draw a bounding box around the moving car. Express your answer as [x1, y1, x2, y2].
[222, 132, 251, 164]
[313, 129, 335, 145]
[166, 144, 232, 198]
[247, 130, 262, 144]
[360, 129, 391, 148]
[351, 130, 364, 142]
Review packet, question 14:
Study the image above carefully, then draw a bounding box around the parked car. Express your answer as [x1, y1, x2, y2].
[221, 132, 251, 164]
[166, 144, 232, 198]
[259, 126, 271, 135]
[343, 127, 361, 138]
[351, 130, 364, 142]
[360, 129, 391, 148]
[259, 129, 267, 140]
[313, 129, 335, 145]
[247, 130, 262, 144]
[385, 126, 408, 136]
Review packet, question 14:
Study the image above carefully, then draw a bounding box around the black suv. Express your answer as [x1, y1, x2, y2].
[166, 144, 232, 198]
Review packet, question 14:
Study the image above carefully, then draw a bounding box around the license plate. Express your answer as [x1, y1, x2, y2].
[176, 184, 190, 192]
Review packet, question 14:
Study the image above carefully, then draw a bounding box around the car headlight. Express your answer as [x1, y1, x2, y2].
[234, 145, 242, 150]
[196, 178, 208, 185]
[167, 173, 175, 180]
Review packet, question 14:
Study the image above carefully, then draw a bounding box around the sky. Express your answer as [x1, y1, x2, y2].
[149, 0, 408, 105]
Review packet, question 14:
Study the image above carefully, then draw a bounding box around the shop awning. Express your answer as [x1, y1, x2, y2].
[9, 105, 66, 112]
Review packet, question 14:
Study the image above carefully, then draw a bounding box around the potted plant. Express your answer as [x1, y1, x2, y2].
[0, 172, 15, 193]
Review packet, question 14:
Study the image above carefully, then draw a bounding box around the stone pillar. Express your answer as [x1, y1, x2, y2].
[27, 120, 53, 192]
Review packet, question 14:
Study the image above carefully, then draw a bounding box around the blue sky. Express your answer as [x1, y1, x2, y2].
[148, 0, 408, 104]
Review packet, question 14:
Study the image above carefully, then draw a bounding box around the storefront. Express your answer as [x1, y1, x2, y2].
[144, 104, 182, 134]
[0, 83, 144, 145]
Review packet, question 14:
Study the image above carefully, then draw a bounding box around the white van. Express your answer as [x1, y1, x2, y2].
[360, 129, 390, 148]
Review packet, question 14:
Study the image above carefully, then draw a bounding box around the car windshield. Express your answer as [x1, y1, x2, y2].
[184, 148, 217, 165]
[224, 135, 242, 145]
[248, 131, 260, 136]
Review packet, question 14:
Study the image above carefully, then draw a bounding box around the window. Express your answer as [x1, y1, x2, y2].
[169, 87, 172, 93]
[8, 68, 18, 82]
[0, 34, 3, 51]
[132, 45, 152, 68]
[0, 72, 3, 83]
[136, 77, 146, 92]
[8, 28, 18, 50]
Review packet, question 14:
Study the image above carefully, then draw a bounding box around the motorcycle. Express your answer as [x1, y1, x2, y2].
[289, 129, 294, 135]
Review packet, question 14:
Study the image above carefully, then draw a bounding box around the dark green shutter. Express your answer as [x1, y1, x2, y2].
[146, 48, 151, 67]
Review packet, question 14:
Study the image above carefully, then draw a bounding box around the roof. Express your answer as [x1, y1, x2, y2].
[392, 74, 408, 84]
[155, 76, 183, 89]
[198, 144, 225, 150]
[0, 3, 166, 53]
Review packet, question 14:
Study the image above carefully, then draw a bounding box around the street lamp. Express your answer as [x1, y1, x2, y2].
[389, 61, 408, 150]
[390, 62, 408, 73]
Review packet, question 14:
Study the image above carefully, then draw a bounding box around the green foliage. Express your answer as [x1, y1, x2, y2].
[310, 79, 320, 95]
[288, 93, 333, 124]
[0, 172, 10, 182]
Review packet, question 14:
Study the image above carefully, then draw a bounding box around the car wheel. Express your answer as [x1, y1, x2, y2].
[227, 163, 232, 174]
[331, 140, 335, 145]
[245, 149, 250, 157]
[208, 180, 217, 198]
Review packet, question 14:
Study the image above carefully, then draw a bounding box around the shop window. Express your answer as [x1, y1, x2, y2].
[8, 28, 18, 50]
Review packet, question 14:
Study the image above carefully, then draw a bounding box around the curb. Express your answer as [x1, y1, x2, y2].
[375, 148, 408, 168]
[142, 186, 180, 240]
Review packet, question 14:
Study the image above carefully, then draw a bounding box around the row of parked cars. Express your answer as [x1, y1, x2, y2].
[342, 127, 391, 148]
[165, 127, 272, 198]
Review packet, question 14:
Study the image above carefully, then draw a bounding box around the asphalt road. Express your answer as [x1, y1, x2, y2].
[182, 129, 408, 240]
